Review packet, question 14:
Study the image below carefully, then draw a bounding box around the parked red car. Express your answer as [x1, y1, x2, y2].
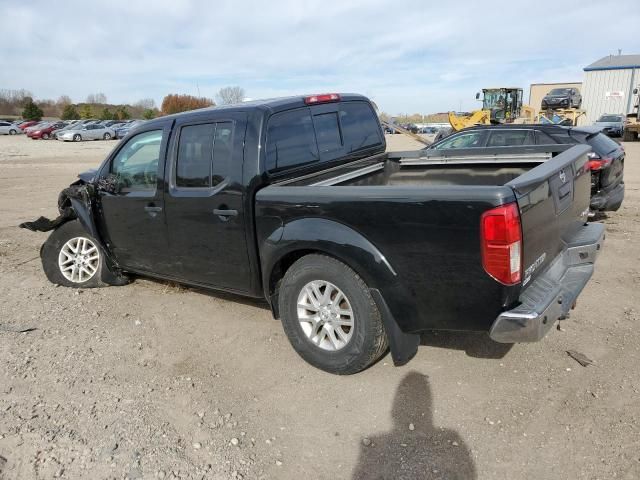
[28, 122, 67, 140]
[18, 121, 38, 130]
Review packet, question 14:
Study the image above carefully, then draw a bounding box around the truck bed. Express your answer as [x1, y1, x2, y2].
[257, 145, 592, 335]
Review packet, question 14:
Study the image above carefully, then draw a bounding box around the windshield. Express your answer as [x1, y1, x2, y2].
[548, 88, 571, 96]
[597, 115, 622, 122]
[482, 90, 505, 110]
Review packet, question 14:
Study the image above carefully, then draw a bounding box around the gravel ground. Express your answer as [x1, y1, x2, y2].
[1, 134, 639, 480]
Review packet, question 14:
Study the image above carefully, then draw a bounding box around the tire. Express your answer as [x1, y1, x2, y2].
[41, 220, 109, 288]
[73, 134, 81, 142]
[42, 133, 50, 140]
[103, 133, 111, 140]
[278, 254, 388, 374]
[9, 129, 17, 135]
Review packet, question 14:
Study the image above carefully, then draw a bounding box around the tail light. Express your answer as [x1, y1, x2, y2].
[304, 93, 340, 105]
[480, 202, 522, 285]
[587, 152, 612, 171]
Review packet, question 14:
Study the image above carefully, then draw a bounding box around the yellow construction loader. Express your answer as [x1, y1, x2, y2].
[448, 88, 523, 131]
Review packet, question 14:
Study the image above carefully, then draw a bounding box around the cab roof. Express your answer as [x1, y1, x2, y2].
[145, 93, 372, 127]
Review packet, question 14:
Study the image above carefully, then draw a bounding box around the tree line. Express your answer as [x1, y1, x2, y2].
[0, 86, 246, 121]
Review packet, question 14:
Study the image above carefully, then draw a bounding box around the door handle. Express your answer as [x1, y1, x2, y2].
[144, 205, 162, 217]
[213, 208, 238, 221]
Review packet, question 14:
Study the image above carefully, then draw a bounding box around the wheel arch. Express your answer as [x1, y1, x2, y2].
[261, 218, 398, 317]
[262, 217, 420, 367]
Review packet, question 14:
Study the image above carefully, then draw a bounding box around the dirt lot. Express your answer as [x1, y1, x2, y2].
[1, 134, 639, 480]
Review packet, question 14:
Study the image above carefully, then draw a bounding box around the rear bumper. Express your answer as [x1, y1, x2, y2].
[489, 222, 605, 343]
[590, 182, 625, 212]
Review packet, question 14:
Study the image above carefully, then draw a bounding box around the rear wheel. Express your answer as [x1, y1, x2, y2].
[278, 254, 388, 374]
[103, 132, 111, 140]
[9, 129, 17, 135]
[42, 133, 50, 140]
[73, 134, 82, 142]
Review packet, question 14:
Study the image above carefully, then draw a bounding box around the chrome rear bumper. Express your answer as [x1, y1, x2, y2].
[490, 222, 605, 343]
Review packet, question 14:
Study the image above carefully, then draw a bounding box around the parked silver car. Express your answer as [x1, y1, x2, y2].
[0, 121, 22, 135]
[57, 124, 116, 142]
[594, 114, 624, 137]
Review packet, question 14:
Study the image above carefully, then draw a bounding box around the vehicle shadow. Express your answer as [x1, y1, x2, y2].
[420, 331, 513, 359]
[352, 371, 477, 480]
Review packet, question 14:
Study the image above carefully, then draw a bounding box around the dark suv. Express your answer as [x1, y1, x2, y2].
[541, 88, 582, 110]
[428, 124, 624, 212]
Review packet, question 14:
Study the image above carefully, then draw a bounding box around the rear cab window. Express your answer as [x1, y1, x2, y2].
[265, 100, 383, 173]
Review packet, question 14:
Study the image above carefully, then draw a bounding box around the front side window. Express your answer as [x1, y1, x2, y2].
[433, 131, 487, 149]
[110, 130, 163, 192]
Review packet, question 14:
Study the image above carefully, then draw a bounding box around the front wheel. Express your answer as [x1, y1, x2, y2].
[9, 129, 17, 135]
[103, 133, 111, 140]
[73, 134, 82, 142]
[41, 221, 108, 288]
[278, 254, 388, 374]
[42, 133, 50, 140]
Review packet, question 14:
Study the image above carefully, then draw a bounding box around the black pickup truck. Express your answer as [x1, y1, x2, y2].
[23, 93, 605, 374]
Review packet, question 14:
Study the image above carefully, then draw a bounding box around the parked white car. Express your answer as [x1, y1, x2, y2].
[0, 121, 22, 135]
[57, 124, 116, 142]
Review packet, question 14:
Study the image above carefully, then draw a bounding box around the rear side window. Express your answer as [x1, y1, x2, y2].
[339, 102, 382, 152]
[266, 109, 319, 171]
[536, 130, 557, 144]
[177, 124, 214, 187]
[548, 131, 578, 144]
[176, 122, 234, 188]
[588, 132, 620, 156]
[486, 130, 535, 147]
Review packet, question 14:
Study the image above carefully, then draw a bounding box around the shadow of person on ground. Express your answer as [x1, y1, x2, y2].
[420, 331, 513, 359]
[352, 371, 476, 480]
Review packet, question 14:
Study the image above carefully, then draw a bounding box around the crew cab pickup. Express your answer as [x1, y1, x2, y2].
[22, 93, 605, 374]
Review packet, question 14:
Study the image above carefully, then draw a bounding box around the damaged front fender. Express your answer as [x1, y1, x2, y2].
[20, 180, 95, 232]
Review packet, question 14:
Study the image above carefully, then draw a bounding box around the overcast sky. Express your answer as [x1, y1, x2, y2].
[1, 0, 638, 114]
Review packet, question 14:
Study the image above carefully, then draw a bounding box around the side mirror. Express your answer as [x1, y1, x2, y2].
[97, 173, 122, 194]
[475, 92, 481, 100]
[634, 88, 638, 95]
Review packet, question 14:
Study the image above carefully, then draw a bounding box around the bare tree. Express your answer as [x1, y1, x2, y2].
[57, 95, 72, 106]
[134, 98, 156, 110]
[86, 93, 107, 104]
[216, 86, 245, 105]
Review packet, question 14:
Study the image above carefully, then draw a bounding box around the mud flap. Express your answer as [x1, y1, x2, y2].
[370, 288, 420, 366]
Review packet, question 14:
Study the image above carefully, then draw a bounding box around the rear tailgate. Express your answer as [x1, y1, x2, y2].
[491, 144, 605, 342]
[507, 144, 592, 287]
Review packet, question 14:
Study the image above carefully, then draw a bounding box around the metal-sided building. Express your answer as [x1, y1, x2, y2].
[582, 54, 640, 123]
